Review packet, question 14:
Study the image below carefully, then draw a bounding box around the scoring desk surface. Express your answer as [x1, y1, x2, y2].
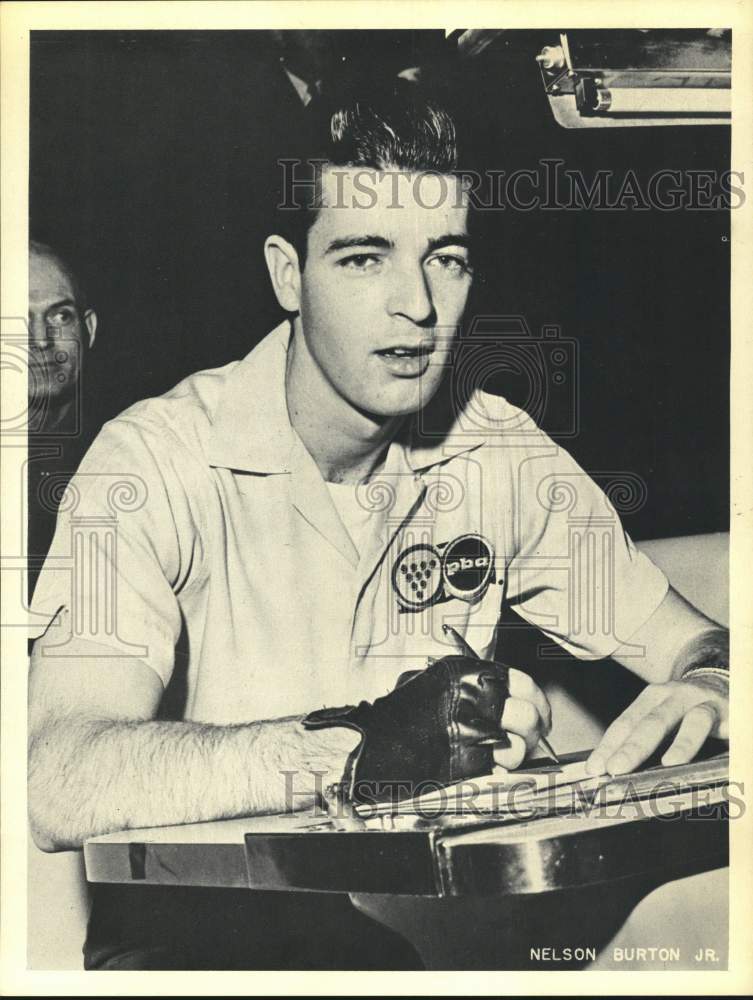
[84, 753, 729, 898]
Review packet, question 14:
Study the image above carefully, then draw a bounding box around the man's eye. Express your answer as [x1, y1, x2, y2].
[427, 254, 472, 275]
[46, 308, 76, 327]
[338, 254, 382, 271]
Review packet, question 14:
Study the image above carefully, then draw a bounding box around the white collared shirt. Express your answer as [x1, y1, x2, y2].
[30, 321, 667, 723]
[325, 480, 374, 556]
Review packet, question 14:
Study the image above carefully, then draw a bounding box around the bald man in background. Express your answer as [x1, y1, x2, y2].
[27, 241, 98, 594]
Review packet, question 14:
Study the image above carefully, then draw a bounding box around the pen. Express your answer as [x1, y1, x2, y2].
[442, 623, 561, 765]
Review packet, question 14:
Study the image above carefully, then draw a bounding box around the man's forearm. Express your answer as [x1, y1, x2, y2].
[613, 587, 728, 685]
[28, 714, 358, 851]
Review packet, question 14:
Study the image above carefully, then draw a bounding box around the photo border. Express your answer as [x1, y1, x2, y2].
[2, 1, 751, 994]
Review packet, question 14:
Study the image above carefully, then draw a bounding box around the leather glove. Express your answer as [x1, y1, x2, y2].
[302, 655, 511, 806]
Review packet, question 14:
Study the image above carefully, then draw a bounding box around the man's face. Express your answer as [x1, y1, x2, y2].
[296, 167, 473, 421]
[28, 250, 95, 408]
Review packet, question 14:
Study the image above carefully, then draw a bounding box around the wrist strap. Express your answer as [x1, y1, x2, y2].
[681, 664, 730, 686]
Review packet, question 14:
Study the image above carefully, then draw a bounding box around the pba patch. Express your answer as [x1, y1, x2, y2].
[392, 533, 495, 612]
[441, 533, 495, 601]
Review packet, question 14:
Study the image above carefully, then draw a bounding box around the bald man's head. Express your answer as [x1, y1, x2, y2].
[29, 241, 97, 414]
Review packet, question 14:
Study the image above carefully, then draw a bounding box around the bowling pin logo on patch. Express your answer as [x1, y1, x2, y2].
[392, 543, 444, 611]
[392, 533, 495, 612]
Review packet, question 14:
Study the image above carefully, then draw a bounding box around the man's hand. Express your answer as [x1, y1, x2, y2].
[493, 666, 552, 770]
[586, 673, 729, 777]
[303, 656, 552, 803]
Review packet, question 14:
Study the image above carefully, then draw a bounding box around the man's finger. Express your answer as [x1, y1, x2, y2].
[507, 668, 552, 733]
[587, 712, 643, 775]
[492, 733, 526, 770]
[500, 696, 543, 751]
[603, 699, 688, 774]
[586, 686, 667, 775]
[661, 702, 718, 767]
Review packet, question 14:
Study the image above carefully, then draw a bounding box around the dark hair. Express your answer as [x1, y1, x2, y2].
[275, 80, 460, 267]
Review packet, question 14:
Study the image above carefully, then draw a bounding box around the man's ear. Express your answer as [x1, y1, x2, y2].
[264, 235, 302, 313]
[83, 309, 97, 349]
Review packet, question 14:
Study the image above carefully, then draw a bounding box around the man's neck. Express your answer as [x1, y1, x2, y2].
[285, 324, 404, 485]
[34, 396, 75, 435]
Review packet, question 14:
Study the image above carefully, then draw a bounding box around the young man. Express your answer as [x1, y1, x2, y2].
[28, 84, 729, 969]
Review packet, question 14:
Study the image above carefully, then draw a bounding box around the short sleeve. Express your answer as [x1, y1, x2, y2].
[503, 419, 669, 660]
[29, 417, 192, 687]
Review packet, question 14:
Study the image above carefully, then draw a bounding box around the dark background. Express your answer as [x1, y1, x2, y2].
[30, 29, 730, 541]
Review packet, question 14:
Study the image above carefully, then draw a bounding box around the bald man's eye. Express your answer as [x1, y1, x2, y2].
[46, 307, 76, 328]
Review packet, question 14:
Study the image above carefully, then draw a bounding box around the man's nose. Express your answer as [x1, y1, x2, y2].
[386, 263, 435, 325]
[29, 315, 53, 349]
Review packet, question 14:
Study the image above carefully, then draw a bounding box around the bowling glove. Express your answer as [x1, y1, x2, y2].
[302, 655, 510, 806]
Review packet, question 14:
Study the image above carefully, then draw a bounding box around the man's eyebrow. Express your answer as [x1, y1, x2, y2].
[425, 234, 472, 254]
[41, 298, 77, 311]
[324, 236, 394, 254]
[323, 233, 472, 256]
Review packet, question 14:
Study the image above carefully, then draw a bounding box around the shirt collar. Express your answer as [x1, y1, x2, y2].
[401, 384, 486, 473]
[207, 319, 486, 475]
[207, 320, 295, 474]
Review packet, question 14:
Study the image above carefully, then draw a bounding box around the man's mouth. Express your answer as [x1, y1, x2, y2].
[376, 345, 434, 359]
[375, 344, 435, 378]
